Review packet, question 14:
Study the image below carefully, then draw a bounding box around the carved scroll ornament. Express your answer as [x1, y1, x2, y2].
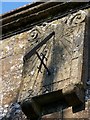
[67, 10, 87, 26]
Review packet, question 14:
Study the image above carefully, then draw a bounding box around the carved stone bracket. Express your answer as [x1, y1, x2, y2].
[62, 83, 84, 106]
[21, 83, 84, 120]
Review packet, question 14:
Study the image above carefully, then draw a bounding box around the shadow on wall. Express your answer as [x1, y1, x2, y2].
[42, 43, 65, 94]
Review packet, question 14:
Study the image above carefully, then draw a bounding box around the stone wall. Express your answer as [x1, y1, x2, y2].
[0, 32, 28, 119]
[0, 7, 90, 119]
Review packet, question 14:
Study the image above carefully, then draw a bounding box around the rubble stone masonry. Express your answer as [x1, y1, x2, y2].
[0, 2, 90, 120]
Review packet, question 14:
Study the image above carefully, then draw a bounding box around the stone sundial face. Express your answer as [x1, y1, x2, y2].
[18, 10, 87, 101]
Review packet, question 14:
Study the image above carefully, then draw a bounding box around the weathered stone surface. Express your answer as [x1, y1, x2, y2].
[0, 32, 29, 119]
[18, 9, 87, 102]
[0, 5, 90, 120]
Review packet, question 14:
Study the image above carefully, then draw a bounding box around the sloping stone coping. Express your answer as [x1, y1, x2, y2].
[1, 2, 90, 40]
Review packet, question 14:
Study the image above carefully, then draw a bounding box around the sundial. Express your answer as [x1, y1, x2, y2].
[18, 10, 88, 120]
[24, 31, 55, 75]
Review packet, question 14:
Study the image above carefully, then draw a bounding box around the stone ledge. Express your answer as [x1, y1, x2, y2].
[20, 83, 84, 120]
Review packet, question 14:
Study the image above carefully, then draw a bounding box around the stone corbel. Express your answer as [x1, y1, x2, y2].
[62, 83, 84, 106]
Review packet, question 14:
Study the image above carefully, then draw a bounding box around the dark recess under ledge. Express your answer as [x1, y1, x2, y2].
[21, 84, 84, 120]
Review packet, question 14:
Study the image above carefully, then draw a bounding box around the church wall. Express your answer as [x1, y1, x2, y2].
[0, 6, 90, 120]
